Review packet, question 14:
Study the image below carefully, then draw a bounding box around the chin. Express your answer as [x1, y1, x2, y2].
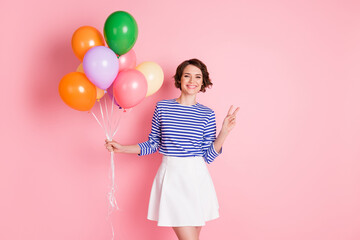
[183, 91, 199, 96]
[185, 88, 201, 94]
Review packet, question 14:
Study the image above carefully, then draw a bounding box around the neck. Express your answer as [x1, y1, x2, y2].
[176, 93, 197, 106]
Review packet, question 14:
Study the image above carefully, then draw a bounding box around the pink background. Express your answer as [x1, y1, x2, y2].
[1, 0, 360, 239]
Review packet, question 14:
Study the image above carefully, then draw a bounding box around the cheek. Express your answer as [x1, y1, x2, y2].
[179, 79, 185, 86]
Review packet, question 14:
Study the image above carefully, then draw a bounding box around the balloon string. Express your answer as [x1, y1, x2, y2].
[108, 151, 119, 210]
[90, 111, 109, 138]
[107, 152, 118, 239]
[94, 95, 122, 239]
[92, 107, 118, 239]
[106, 199, 117, 240]
[99, 99, 110, 140]
[108, 97, 120, 239]
[110, 95, 122, 139]
[104, 95, 112, 137]
[110, 94, 115, 135]
[110, 220, 115, 240]
[112, 117, 121, 139]
[90, 111, 103, 129]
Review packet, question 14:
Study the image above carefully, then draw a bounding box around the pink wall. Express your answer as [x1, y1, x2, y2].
[1, 0, 360, 239]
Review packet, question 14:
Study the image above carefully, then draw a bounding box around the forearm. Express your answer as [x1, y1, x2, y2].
[116, 144, 141, 154]
[213, 129, 229, 153]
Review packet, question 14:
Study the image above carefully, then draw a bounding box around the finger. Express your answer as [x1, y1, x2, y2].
[229, 116, 236, 122]
[227, 116, 235, 122]
[232, 107, 240, 116]
[227, 105, 234, 116]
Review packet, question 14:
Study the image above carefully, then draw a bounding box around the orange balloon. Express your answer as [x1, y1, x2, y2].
[72, 26, 105, 61]
[59, 72, 97, 111]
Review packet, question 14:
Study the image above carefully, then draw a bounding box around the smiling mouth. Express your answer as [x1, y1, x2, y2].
[186, 85, 198, 89]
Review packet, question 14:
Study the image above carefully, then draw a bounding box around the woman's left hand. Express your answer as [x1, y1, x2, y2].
[221, 105, 240, 134]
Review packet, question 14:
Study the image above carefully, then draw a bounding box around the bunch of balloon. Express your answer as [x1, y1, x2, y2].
[58, 10, 164, 240]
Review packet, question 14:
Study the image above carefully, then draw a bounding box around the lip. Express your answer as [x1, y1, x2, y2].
[186, 84, 198, 89]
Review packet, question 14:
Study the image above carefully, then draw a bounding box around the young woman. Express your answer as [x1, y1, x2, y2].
[105, 58, 239, 240]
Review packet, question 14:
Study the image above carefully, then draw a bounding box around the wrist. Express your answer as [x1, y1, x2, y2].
[114, 145, 124, 153]
[219, 128, 230, 137]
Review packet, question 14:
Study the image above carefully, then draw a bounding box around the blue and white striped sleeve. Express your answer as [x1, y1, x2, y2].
[138, 104, 161, 156]
[202, 111, 222, 164]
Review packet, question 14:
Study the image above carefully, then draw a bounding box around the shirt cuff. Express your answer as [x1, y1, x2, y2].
[138, 142, 147, 156]
[204, 143, 222, 164]
[212, 142, 222, 155]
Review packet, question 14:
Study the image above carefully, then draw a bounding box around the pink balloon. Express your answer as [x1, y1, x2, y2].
[113, 69, 147, 109]
[118, 49, 137, 71]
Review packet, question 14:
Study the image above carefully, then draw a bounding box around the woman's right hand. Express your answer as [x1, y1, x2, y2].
[104, 139, 123, 153]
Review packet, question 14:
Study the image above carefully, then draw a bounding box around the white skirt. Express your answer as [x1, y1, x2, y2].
[147, 155, 219, 227]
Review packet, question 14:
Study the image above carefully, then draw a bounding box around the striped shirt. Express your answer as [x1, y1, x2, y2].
[138, 99, 221, 164]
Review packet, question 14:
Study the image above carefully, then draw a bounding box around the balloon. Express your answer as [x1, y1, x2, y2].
[113, 69, 147, 109]
[104, 11, 138, 55]
[118, 49, 136, 71]
[106, 83, 121, 107]
[71, 26, 105, 61]
[95, 88, 105, 100]
[83, 46, 119, 90]
[59, 72, 97, 111]
[76, 63, 84, 73]
[136, 61, 164, 96]
[77, 63, 105, 100]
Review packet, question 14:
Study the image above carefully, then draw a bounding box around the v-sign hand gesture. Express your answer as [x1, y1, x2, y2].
[222, 105, 240, 134]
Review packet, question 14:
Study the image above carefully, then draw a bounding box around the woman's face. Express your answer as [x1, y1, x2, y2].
[180, 64, 203, 96]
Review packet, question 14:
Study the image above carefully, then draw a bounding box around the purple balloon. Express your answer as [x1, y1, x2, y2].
[83, 46, 119, 90]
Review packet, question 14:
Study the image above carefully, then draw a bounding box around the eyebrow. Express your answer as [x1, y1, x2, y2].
[184, 72, 202, 76]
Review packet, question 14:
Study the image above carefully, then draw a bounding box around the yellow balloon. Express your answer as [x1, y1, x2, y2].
[77, 63, 105, 100]
[136, 61, 164, 97]
[96, 87, 105, 100]
[76, 63, 84, 73]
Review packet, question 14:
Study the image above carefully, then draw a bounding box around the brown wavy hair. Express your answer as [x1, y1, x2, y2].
[173, 58, 213, 92]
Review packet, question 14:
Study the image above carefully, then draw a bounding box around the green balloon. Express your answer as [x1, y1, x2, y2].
[104, 11, 138, 55]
